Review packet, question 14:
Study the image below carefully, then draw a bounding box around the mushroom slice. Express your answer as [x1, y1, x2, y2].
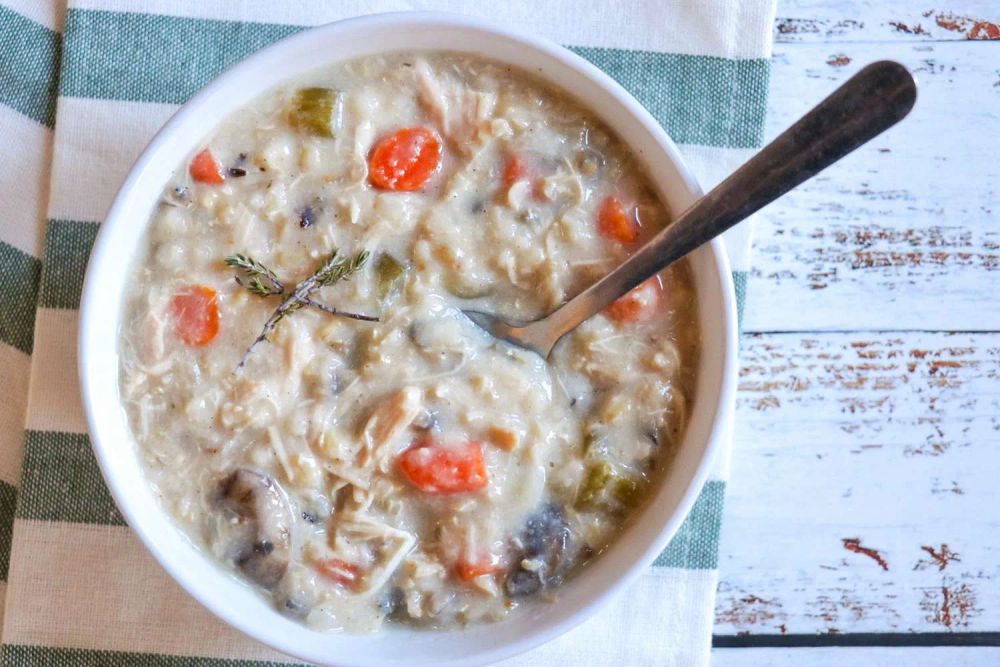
[217, 468, 295, 588]
[505, 504, 579, 597]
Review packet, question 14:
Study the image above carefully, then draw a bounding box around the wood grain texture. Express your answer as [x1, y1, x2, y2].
[774, 1, 1000, 43]
[715, 0, 1000, 660]
[744, 28, 999, 332]
[717, 332, 1000, 636]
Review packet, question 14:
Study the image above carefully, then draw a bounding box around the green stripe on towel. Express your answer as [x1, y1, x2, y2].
[17, 431, 124, 526]
[0, 6, 61, 127]
[568, 48, 768, 149]
[57, 10, 766, 150]
[0, 480, 16, 580]
[1, 645, 297, 667]
[0, 241, 41, 355]
[654, 480, 724, 569]
[38, 219, 99, 310]
[59, 9, 300, 105]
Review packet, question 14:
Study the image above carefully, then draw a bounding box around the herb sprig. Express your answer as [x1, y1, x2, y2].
[227, 249, 377, 369]
[226, 254, 285, 296]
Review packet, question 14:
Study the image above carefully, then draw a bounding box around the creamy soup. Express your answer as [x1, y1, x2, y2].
[120, 52, 699, 632]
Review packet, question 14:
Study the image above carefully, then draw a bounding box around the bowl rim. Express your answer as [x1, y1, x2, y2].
[79, 10, 737, 666]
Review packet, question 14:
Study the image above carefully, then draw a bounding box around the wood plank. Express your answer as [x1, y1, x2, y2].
[714, 646, 1000, 666]
[775, 0, 1000, 43]
[744, 40, 999, 333]
[716, 331, 1000, 635]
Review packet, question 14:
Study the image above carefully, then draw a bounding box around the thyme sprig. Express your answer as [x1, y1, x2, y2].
[227, 249, 377, 369]
[225, 254, 285, 296]
[316, 250, 371, 287]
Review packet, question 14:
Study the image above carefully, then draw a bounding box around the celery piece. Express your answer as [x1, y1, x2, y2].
[582, 427, 608, 457]
[289, 87, 338, 138]
[612, 477, 642, 508]
[376, 254, 406, 300]
[576, 461, 613, 508]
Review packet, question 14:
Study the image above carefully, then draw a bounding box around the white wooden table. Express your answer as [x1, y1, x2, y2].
[712, 1, 999, 664]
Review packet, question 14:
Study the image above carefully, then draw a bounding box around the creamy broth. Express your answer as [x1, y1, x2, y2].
[120, 52, 699, 632]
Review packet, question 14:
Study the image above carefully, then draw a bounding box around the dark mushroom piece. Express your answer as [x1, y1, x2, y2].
[298, 205, 316, 228]
[378, 586, 406, 620]
[505, 503, 580, 597]
[217, 468, 295, 589]
[299, 488, 332, 525]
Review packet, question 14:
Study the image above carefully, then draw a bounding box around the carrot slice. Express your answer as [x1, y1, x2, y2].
[502, 154, 530, 191]
[369, 127, 442, 191]
[170, 285, 219, 346]
[605, 276, 662, 324]
[189, 149, 224, 185]
[398, 440, 488, 494]
[315, 558, 361, 588]
[455, 555, 504, 582]
[501, 153, 549, 199]
[597, 195, 639, 244]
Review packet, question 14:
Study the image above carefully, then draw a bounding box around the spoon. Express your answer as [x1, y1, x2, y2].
[464, 60, 917, 357]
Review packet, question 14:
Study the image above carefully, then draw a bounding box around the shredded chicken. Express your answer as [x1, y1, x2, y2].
[137, 305, 168, 367]
[267, 425, 295, 482]
[415, 59, 496, 154]
[335, 516, 417, 596]
[320, 459, 371, 490]
[358, 386, 422, 471]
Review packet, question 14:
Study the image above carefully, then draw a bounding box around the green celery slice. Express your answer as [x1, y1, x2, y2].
[289, 87, 338, 138]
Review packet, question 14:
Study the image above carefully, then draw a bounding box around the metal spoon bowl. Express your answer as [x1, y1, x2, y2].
[465, 60, 917, 357]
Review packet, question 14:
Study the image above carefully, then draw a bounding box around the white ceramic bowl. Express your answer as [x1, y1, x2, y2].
[79, 11, 737, 667]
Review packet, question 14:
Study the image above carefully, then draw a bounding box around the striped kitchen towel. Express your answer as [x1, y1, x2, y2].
[0, 0, 62, 636]
[0, 1, 775, 665]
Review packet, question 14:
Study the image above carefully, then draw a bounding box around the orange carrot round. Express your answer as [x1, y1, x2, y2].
[170, 285, 219, 346]
[189, 148, 224, 185]
[369, 127, 441, 191]
[398, 440, 488, 494]
[597, 195, 639, 244]
[605, 276, 662, 324]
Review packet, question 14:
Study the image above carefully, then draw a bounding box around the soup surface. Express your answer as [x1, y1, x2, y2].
[120, 52, 699, 632]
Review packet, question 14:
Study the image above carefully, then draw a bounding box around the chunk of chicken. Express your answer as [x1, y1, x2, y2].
[334, 516, 417, 596]
[415, 59, 496, 155]
[358, 386, 422, 471]
[136, 301, 169, 370]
